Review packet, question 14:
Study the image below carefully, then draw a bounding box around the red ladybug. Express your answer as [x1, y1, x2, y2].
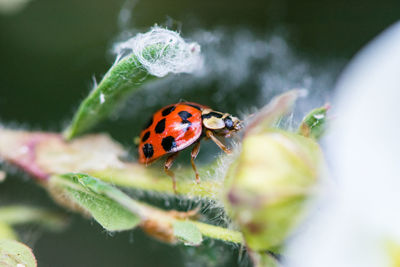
[138, 102, 242, 192]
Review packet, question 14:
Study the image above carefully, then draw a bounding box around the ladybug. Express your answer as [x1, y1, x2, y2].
[138, 102, 242, 192]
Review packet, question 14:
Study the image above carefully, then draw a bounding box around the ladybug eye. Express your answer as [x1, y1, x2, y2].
[224, 117, 234, 130]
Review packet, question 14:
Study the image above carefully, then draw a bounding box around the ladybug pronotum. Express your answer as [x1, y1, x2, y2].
[138, 102, 242, 192]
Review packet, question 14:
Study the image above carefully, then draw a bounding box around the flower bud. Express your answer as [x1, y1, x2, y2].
[224, 129, 323, 251]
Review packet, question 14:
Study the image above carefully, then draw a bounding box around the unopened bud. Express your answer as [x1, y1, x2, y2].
[224, 129, 323, 251]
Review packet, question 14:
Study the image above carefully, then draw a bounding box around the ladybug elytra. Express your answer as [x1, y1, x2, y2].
[138, 102, 242, 192]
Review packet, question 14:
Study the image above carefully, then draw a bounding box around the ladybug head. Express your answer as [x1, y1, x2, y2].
[201, 109, 242, 136]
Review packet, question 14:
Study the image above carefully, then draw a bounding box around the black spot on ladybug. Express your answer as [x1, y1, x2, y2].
[143, 116, 153, 130]
[142, 143, 154, 158]
[162, 105, 176, 116]
[155, 118, 166, 134]
[178, 111, 192, 121]
[178, 111, 192, 131]
[185, 103, 202, 111]
[161, 136, 176, 152]
[202, 112, 223, 119]
[141, 131, 150, 142]
[224, 117, 234, 130]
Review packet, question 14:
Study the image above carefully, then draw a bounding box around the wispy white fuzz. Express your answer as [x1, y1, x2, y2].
[114, 26, 203, 77]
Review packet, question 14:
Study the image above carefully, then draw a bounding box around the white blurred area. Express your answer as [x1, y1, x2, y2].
[286, 21, 400, 266]
[0, 0, 31, 15]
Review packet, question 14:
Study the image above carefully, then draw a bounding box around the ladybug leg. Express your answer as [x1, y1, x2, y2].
[191, 141, 201, 184]
[164, 152, 179, 193]
[205, 130, 232, 154]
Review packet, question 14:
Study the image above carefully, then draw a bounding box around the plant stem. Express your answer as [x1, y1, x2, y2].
[191, 221, 244, 244]
[0, 128, 224, 199]
[89, 164, 222, 199]
[49, 174, 244, 245]
[0, 222, 17, 240]
[0, 206, 67, 230]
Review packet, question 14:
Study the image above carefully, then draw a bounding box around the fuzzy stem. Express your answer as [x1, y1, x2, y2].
[89, 164, 222, 199]
[191, 221, 244, 244]
[0, 128, 223, 199]
[50, 173, 243, 245]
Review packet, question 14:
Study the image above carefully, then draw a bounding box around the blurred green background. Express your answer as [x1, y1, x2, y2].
[0, 0, 399, 266]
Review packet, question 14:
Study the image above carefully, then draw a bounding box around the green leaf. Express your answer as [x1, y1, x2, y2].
[173, 221, 203, 246]
[0, 239, 37, 267]
[63, 27, 201, 140]
[298, 104, 329, 139]
[63, 54, 154, 140]
[50, 173, 141, 231]
[0, 223, 17, 240]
